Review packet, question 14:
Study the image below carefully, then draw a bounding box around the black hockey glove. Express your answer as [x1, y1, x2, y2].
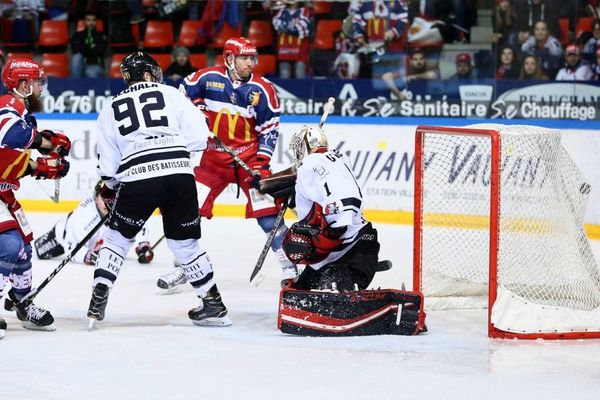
[99, 184, 117, 211]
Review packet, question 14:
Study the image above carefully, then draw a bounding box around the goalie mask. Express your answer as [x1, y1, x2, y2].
[289, 125, 328, 166]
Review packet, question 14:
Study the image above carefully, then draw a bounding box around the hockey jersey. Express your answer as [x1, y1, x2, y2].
[181, 66, 281, 165]
[352, 0, 408, 43]
[295, 150, 368, 270]
[0, 93, 38, 150]
[272, 6, 312, 62]
[96, 81, 211, 187]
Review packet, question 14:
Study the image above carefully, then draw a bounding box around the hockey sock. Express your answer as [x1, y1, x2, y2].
[256, 215, 288, 251]
[93, 229, 132, 288]
[166, 238, 215, 297]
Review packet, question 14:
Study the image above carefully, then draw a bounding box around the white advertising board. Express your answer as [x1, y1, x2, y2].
[18, 118, 600, 225]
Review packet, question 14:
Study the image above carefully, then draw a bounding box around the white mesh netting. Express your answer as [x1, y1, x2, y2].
[417, 124, 600, 335]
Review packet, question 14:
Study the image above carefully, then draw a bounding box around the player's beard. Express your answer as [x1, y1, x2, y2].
[26, 94, 43, 113]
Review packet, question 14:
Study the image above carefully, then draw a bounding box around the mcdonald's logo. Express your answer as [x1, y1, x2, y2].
[213, 108, 251, 142]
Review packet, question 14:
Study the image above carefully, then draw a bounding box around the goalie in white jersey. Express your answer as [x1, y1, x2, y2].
[89, 52, 231, 328]
[280, 125, 381, 291]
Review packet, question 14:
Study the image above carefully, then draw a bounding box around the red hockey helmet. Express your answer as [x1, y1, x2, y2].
[1, 58, 47, 97]
[222, 37, 258, 79]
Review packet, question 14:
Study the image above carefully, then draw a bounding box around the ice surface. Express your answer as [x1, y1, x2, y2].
[2, 213, 600, 399]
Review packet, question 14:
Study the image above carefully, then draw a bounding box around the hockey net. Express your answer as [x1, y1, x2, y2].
[413, 124, 600, 339]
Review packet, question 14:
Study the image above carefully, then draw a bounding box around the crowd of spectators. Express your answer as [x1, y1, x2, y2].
[1, 0, 600, 87]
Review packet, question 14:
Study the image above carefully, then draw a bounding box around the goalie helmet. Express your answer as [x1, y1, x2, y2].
[289, 125, 328, 166]
[120, 52, 163, 85]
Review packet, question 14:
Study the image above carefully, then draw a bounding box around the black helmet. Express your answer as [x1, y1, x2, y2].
[120, 52, 163, 84]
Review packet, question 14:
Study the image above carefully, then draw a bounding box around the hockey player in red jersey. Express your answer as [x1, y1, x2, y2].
[0, 59, 71, 338]
[157, 37, 297, 292]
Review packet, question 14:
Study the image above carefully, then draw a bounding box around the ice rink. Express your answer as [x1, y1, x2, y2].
[2, 212, 600, 400]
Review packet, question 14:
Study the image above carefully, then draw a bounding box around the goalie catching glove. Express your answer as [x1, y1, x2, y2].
[283, 202, 346, 265]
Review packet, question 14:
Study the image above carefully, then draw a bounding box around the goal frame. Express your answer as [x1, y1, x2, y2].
[412, 125, 600, 340]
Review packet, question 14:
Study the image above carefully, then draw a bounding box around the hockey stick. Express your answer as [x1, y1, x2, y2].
[250, 198, 289, 285]
[248, 98, 335, 285]
[211, 134, 256, 178]
[151, 234, 165, 250]
[19, 214, 109, 304]
[319, 97, 335, 128]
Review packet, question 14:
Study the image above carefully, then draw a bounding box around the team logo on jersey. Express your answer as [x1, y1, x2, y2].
[230, 93, 237, 104]
[324, 202, 339, 215]
[248, 91, 261, 106]
[206, 81, 225, 91]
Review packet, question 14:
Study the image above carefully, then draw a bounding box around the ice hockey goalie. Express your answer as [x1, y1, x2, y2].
[261, 125, 426, 337]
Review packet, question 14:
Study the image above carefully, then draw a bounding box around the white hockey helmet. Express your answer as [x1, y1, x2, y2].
[289, 125, 328, 166]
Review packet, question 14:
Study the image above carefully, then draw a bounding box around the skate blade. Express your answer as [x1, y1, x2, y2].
[191, 316, 232, 327]
[21, 321, 56, 331]
[155, 286, 184, 296]
[88, 318, 97, 331]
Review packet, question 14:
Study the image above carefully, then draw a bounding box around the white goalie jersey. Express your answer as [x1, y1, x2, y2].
[295, 150, 368, 270]
[96, 81, 210, 188]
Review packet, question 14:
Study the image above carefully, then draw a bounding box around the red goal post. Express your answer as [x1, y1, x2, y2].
[413, 124, 600, 339]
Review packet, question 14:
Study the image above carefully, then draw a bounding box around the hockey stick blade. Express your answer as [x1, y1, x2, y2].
[319, 97, 335, 128]
[20, 214, 109, 304]
[250, 199, 289, 283]
[50, 179, 60, 203]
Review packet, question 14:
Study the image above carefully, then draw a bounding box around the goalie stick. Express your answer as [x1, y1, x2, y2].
[19, 214, 109, 304]
[248, 98, 335, 285]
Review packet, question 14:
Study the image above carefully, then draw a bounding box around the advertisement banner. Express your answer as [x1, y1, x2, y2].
[4, 78, 600, 121]
[16, 118, 600, 226]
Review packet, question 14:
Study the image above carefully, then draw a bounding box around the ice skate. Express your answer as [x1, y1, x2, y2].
[87, 283, 110, 329]
[156, 263, 187, 295]
[5, 290, 56, 331]
[0, 314, 6, 339]
[188, 285, 232, 327]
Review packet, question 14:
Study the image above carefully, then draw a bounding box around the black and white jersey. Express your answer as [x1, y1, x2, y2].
[96, 81, 210, 188]
[295, 150, 368, 270]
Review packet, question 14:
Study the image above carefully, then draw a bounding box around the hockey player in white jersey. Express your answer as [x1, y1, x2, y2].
[89, 52, 231, 328]
[281, 125, 380, 290]
[33, 181, 152, 265]
[260, 125, 427, 337]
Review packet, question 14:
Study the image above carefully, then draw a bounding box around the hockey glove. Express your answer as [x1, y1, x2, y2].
[31, 157, 70, 179]
[84, 240, 103, 266]
[284, 203, 347, 264]
[135, 241, 154, 264]
[40, 130, 71, 157]
[99, 184, 117, 211]
[246, 156, 272, 190]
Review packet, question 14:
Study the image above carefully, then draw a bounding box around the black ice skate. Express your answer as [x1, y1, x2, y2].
[4, 289, 56, 331]
[0, 314, 6, 339]
[87, 283, 110, 330]
[188, 285, 232, 327]
[156, 263, 187, 295]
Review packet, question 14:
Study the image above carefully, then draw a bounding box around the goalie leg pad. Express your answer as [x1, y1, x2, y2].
[278, 288, 427, 336]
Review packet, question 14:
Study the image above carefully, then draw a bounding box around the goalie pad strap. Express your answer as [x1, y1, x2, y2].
[278, 288, 427, 336]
